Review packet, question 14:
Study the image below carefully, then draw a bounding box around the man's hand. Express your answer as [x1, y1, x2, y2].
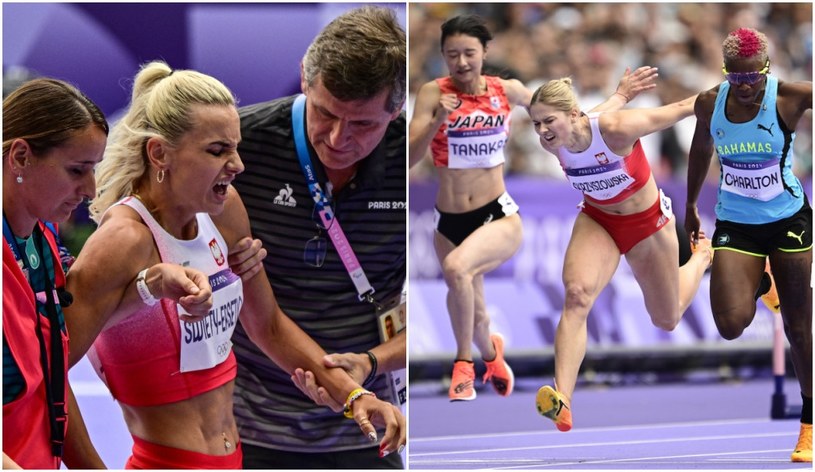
[228, 237, 267, 282]
[291, 353, 371, 412]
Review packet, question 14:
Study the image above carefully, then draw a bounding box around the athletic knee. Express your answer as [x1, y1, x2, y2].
[563, 281, 595, 315]
[712, 308, 749, 340]
[651, 314, 680, 332]
[717, 325, 745, 341]
[441, 256, 472, 288]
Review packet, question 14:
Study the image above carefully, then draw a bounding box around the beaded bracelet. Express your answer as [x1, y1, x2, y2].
[363, 351, 378, 387]
[342, 387, 376, 419]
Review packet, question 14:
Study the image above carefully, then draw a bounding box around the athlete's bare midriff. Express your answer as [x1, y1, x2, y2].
[120, 380, 238, 456]
[584, 174, 659, 215]
[435, 165, 507, 213]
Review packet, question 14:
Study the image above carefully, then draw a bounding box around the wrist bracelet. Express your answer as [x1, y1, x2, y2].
[342, 387, 376, 419]
[363, 351, 378, 387]
[614, 91, 631, 102]
[135, 268, 158, 306]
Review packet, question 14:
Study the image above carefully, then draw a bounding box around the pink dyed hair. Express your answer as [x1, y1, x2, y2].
[722, 27, 769, 63]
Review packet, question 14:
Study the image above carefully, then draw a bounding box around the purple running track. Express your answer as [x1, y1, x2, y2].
[408, 378, 808, 469]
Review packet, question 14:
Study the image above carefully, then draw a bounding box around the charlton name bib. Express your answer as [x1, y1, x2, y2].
[565, 160, 634, 201]
[720, 157, 784, 202]
[178, 269, 243, 373]
[447, 126, 507, 169]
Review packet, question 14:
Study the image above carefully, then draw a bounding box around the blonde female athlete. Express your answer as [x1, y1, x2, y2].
[409, 14, 657, 402]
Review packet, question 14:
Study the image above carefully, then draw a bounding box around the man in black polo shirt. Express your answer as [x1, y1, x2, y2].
[229, 5, 407, 469]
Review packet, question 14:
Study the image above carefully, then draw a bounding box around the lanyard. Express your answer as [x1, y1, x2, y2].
[292, 94, 376, 304]
[2, 214, 35, 271]
[2, 215, 66, 458]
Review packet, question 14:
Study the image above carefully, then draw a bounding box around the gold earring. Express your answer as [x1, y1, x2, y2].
[156, 169, 165, 183]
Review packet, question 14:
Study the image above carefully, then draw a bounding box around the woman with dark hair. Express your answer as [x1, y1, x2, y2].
[3, 78, 108, 468]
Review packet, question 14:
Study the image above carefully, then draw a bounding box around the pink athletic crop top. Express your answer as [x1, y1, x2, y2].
[87, 197, 241, 407]
[431, 75, 512, 169]
[558, 112, 651, 204]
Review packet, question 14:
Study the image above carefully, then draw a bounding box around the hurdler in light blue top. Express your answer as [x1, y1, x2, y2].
[710, 75, 804, 224]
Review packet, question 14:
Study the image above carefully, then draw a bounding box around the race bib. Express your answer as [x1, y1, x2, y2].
[565, 160, 634, 201]
[656, 189, 674, 228]
[497, 192, 520, 216]
[447, 127, 507, 169]
[720, 157, 784, 201]
[178, 270, 243, 373]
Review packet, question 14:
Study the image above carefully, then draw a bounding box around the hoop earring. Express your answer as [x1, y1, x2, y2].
[16, 175, 23, 184]
[156, 169, 165, 183]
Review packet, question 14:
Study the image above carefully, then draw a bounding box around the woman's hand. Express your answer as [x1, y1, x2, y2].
[684, 204, 703, 246]
[615, 66, 659, 102]
[144, 263, 213, 321]
[436, 93, 460, 121]
[351, 394, 406, 458]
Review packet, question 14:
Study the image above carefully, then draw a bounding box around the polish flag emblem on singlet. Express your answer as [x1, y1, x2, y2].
[209, 239, 225, 266]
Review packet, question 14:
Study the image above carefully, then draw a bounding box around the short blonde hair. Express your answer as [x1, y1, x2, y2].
[90, 61, 235, 222]
[530, 77, 579, 113]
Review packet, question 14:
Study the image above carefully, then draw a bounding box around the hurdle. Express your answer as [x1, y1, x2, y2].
[770, 309, 802, 419]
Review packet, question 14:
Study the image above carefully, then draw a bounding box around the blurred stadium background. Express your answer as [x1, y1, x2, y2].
[407, 2, 812, 396]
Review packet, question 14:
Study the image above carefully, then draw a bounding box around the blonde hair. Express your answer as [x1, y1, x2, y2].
[90, 61, 235, 222]
[530, 77, 579, 113]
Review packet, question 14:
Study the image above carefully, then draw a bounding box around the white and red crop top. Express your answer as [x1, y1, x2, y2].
[558, 112, 651, 204]
[87, 196, 242, 407]
[430, 75, 512, 169]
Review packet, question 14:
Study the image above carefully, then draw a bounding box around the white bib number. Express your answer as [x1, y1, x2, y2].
[447, 127, 507, 169]
[565, 161, 634, 201]
[720, 157, 783, 201]
[178, 274, 243, 373]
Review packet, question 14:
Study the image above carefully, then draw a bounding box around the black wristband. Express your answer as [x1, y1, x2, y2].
[363, 351, 378, 386]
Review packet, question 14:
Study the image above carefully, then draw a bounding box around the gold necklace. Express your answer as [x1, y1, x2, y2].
[131, 193, 149, 207]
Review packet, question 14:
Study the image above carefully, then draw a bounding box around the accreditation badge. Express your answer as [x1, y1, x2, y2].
[376, 290, 406, 410]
